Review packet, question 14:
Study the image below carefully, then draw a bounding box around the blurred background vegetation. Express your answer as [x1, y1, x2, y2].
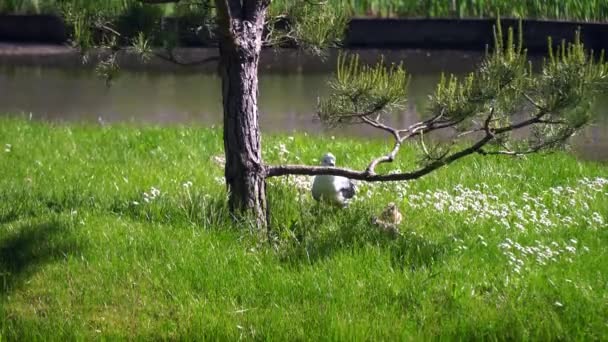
[1, 0, 608, 22]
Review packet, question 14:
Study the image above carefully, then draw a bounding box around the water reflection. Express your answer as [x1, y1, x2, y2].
[0, 64, 606, 161]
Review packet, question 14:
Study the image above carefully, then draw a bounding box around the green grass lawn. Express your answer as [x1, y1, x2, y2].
[0, 117, 607, 340]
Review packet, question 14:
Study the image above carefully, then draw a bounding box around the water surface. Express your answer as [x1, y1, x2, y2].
[0, 52, 606, 161]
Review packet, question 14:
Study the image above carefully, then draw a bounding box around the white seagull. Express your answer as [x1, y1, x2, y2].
[311, 153, 356, 206]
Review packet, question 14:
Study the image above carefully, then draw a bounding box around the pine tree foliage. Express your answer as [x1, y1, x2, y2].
[318, 54, 408, 126]
[266, 0, 348, 53]
[61, 0, 348, 83]
[318, 21, 608, 164]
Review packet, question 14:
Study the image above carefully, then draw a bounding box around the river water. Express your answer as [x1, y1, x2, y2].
[0, 50, 606, 161]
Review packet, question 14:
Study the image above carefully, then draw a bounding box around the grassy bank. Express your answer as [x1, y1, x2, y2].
[2, 0, 608, 22]
[0, 117, 607, 339]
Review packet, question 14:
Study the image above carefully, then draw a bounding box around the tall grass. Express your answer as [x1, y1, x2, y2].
[337, 0, 608, 21]
[0, 117, 607, 339]
[2, 0, 608, 21]
[0, 0, 172, 17]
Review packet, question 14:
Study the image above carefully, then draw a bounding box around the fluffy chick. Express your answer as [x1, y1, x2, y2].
[372, 202, 403, 238]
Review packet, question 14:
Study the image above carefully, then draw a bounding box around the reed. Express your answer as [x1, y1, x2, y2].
[2, 0, 608, 22]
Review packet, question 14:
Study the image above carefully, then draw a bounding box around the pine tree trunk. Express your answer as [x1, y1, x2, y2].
[219, 20, 267, 230]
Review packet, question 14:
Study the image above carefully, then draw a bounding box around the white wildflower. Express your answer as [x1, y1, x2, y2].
[591, 212, 604, 225]
[150, 187, 161, 197]
[211, 155, 226, 166]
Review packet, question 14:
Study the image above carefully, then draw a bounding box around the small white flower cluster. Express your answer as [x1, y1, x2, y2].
[274, 143, 290, 161]
[498, 238, 588, 274]
[133, 186, 162, 205]
[406, 177, 607, 232]
[182, 181, 193, 189]
[353, 178, 410, 202]
[268, 139, 303, 163]
[578, 177, 608, 190]
[400, 177, 606, 274]
[211, 155, 225, 167]
[269, 175, 312, 192]
[4, 144, 11, 152]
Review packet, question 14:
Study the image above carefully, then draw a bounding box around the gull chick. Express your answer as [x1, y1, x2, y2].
[377, 202, 402, 225]
[311, 153, 356, 206]
[373, 202, 403, 237]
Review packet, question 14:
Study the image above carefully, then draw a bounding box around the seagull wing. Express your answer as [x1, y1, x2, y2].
[337, 177, 356, 200]
[312, 175, 355, 205]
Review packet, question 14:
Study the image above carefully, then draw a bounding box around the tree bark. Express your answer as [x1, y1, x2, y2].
[218, 10, 268, 230]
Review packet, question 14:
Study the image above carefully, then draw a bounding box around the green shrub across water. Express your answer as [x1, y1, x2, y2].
[2, 0, 608, 21]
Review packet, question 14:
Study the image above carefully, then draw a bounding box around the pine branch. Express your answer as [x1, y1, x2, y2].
[265, 133, 493, 182]
[365, 139, 402, 176]
[266, 99, 578, 182]
[521, 92, 545, 110]
[360, 116, 399, 139]
[478, 135, 569, 156]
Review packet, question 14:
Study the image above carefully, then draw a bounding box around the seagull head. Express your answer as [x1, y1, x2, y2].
[321, 153, 336, 167]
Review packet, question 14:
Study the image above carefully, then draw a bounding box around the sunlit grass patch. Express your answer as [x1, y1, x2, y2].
[0, 117, 607, 340]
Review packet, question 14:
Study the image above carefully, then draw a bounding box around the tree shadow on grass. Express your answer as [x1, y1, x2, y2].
[0, 209, 19, 225]
[0, 220, 82, 296]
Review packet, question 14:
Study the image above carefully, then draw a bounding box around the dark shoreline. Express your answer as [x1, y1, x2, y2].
[1, 15, 607, 52]
[0, 44, 487, 73]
